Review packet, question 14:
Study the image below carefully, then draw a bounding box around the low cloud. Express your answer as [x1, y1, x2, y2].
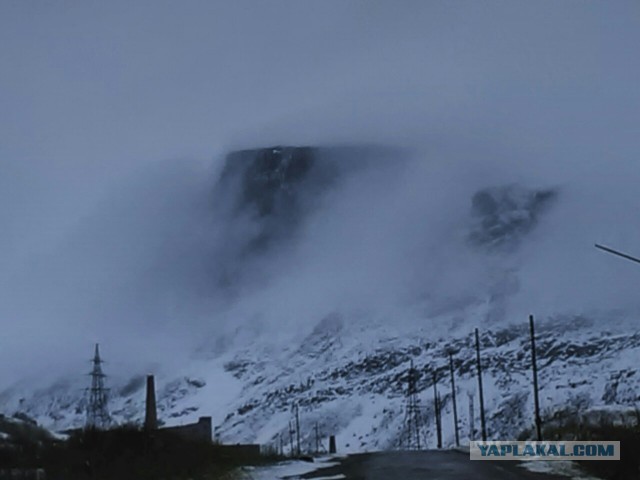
[0, 1, 639, 386]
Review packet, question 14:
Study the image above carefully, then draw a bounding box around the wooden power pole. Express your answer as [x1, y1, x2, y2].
[448, 352, 460, 447]
[529, 315, 542, 441]
[432, 371, 442, 449]
[295, 403, 301, 455]
[475, 328, 487, 441]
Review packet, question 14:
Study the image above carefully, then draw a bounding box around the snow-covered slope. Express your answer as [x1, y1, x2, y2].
[1, 146, 639, 452]
[1, 313, 639, 453]
[213, 313, 640, 451]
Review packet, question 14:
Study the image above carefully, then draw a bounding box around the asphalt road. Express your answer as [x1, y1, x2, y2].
[300, 451, 572, 480]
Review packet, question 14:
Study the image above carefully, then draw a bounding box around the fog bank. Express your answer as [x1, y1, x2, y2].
[1, 1, 639, 386]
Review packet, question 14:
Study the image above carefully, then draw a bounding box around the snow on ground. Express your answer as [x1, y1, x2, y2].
[1, 314, 639, 452]
[243, 457, 339, 480]
[334, 394, 400, 453]
[519, 460, 603, 479]
[304, 476, 344, 480]
[161, 357, 243, 428]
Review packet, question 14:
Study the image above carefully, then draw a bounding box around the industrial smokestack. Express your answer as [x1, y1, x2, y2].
[144, 374, 158, 430]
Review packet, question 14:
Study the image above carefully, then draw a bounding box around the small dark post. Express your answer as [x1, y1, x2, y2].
[315, 422, 320, 454]
[468, 393, 475, 440]
[432, 371, 442, 449]
[448, 352, 460, 447]
[530, 315, 543, 441]
[295, 403, 301, 455]
[475, 328, 487, 441]
[329, 435, 337, 454]
[289, 421, 294, 456]
[437, 393, 443, 449]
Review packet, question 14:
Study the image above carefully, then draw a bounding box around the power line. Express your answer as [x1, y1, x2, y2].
[595, 243, 640, 264]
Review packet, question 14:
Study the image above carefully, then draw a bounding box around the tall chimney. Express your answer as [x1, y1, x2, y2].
[144, 375, 158, 430]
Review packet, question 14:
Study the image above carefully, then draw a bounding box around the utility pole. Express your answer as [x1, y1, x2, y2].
[530, 315, 543, 441]
[289, 421, 294, 456]
[468, 392, 475, 441]
[437, 393, 443, 448]
[86, 344, 111, 429]
[432, 371, 442, 449]
[448, 352, 460, 447]
[315, 422, 320, 454]
[295, 403, 301, 456]
[475, 328, 487, 441]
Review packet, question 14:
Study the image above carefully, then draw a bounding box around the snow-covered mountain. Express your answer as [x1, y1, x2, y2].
[2, 312, 639, 453]
[1, 146, 639, 452]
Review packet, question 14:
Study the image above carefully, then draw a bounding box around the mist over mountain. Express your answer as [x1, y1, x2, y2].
[1, 0, 639, 448]
[3, 146, 640, 448]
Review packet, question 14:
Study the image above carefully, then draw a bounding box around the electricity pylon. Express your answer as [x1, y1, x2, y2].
[401, 360, 424, 450]
[86, 343, 111, 429]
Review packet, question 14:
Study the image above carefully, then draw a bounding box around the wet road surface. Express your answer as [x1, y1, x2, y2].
[300, 451, 574, 480]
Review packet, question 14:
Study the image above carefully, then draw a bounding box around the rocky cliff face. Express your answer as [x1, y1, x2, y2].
[208, 144, 404, 291]
[214, 146, 336, 256]
[468, 185, 558, 252]
[1, 146, 637, 453]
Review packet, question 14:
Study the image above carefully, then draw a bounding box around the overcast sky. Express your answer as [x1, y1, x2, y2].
[1, 1, 639, 386]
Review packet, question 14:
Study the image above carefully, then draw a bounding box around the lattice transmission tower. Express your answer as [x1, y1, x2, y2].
[86, 343, 111, 429]
[400, 360, 424, 449]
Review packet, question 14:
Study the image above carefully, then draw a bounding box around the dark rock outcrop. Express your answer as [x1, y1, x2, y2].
[468, 184, 558, 251]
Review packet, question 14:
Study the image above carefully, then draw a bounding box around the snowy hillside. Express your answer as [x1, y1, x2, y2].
[1, 312, 639, 453]
[1, 146, 639, 452]
[215, 313, 640, 451]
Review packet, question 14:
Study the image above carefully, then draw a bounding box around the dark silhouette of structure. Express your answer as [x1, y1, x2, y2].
[432, 371, 442, 449]
[448, 352, 460, 446]
[294, 403, 301, 456]
[144, 375, 158, 431]
[529, 315, 542, 441]
[86, 344, 111, 429]
[401, 360, 423, 449]
[329, 435, 337, 454]
[474, 328, 487, 441]
[313, 422, 327, 454]
[162, 417, 213, 442]
[143, 374, 213, 443]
